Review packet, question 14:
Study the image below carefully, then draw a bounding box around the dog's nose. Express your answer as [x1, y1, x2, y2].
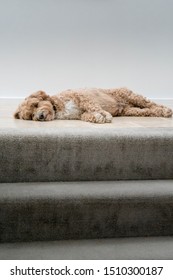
[39, 112, 44, 120]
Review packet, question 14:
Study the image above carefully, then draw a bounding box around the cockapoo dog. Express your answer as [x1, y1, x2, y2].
[14, 88, 172, 123]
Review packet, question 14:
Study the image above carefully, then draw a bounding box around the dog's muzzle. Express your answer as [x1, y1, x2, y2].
[36, 111, 46, 121]
[39, 112, 44, 120]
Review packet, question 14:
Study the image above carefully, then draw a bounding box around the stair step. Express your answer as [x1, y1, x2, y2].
[0, 128, 173, 182]
[0, 180, 173, 243]
[1, 236, 173, 260]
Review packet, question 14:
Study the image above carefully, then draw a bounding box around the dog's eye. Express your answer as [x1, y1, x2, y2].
[35, 104, 38, 108]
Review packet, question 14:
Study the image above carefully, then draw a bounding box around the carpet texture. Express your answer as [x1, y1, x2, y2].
[0, 127, 173, 182]
[0, 180, 173, 243]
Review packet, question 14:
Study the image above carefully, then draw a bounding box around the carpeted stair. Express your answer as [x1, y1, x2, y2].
[0, 126, 173, 259]
[0, 128, 173, 182]
[0, 180, 173, 243]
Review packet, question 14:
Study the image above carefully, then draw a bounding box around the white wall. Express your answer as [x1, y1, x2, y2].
[0, 0, 173, 99]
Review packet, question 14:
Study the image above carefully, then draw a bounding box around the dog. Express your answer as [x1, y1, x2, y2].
[14, 88, 172, 123]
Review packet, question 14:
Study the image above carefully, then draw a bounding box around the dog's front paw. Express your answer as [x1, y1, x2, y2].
[81, 111, 113, 123]
[162, 108, 173, 118]
[101, 111, 113, 123]
[93, 112, 105, 123]
[93, 111, 113, 123]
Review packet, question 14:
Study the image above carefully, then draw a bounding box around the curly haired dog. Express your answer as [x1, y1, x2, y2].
[14, 88, 172, 123]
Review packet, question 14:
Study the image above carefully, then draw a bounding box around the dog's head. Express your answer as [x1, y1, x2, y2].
[14, 91, 58, 121]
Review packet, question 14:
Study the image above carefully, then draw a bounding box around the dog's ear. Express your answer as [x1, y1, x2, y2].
[14, 109, 20, 119]
[27, 97, 39, 107]
[27, 90, 50, 101]
[49, 95, 64, 111]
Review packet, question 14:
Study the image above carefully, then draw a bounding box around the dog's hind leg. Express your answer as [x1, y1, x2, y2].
[122, 106, 172, 117]
[108, 88, 159, 108]
[108, 88, 172, 117]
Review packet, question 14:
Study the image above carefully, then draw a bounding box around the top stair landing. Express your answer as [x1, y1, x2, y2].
[0, 99, 173, 183]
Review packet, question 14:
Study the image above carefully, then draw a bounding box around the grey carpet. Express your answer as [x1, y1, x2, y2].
[1, 236, 173, 260]
[0, 127, 173, 183]
[1, 180, 173, 243]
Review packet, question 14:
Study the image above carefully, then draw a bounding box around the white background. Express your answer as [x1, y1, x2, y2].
[0, 0, 173, 98]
